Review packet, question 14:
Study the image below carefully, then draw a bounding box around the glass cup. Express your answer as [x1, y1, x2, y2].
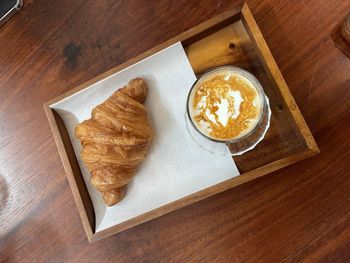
[186, 66, 271, 156]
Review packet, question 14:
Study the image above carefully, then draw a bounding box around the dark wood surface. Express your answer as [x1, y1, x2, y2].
[44, 5, 319, 241]
[0, 0, 349, 262]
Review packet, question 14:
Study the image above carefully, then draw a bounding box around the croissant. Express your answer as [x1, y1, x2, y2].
[75, 78, 153, 206]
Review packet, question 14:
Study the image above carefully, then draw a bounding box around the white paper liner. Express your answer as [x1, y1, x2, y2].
[51, 43, 240, 232]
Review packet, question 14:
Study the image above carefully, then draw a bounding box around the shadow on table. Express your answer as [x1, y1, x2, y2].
[0, 175, 9, 213]
[330, 12, 350, 58]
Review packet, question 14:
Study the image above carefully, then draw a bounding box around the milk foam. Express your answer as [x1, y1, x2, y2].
[190, 70, 263, 140]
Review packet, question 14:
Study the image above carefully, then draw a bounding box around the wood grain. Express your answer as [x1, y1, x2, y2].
[241, 3, 318, 152]
[0, 0, 350, 262]
[184, 12, 315, 172]
[45, 3, 317, 241]
[333, 13, 350, 58]
[185, 21, 251, 74]
[44, 107, 95, 241]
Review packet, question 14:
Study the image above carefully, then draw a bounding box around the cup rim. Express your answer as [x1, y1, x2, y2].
[186, 65, 267, 143]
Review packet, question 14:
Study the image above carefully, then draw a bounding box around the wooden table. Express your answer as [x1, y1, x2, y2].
[0, 0, 349, 262]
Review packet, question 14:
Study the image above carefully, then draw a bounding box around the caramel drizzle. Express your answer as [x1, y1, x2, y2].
[192, 75, 259, 140]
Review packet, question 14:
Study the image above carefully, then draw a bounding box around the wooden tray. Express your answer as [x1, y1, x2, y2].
[44, 2, 319, 242]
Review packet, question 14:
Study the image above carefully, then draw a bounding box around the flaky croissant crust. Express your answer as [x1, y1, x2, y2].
[75, 78, 153, 206]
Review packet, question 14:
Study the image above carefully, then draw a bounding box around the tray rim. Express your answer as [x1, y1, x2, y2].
[44, 2, 319, 242]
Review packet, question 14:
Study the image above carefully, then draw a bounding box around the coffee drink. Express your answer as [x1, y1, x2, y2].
[188, 67, 264, 141]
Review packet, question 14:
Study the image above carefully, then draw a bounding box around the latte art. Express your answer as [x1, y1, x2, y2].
[188, 69, 264, 141]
